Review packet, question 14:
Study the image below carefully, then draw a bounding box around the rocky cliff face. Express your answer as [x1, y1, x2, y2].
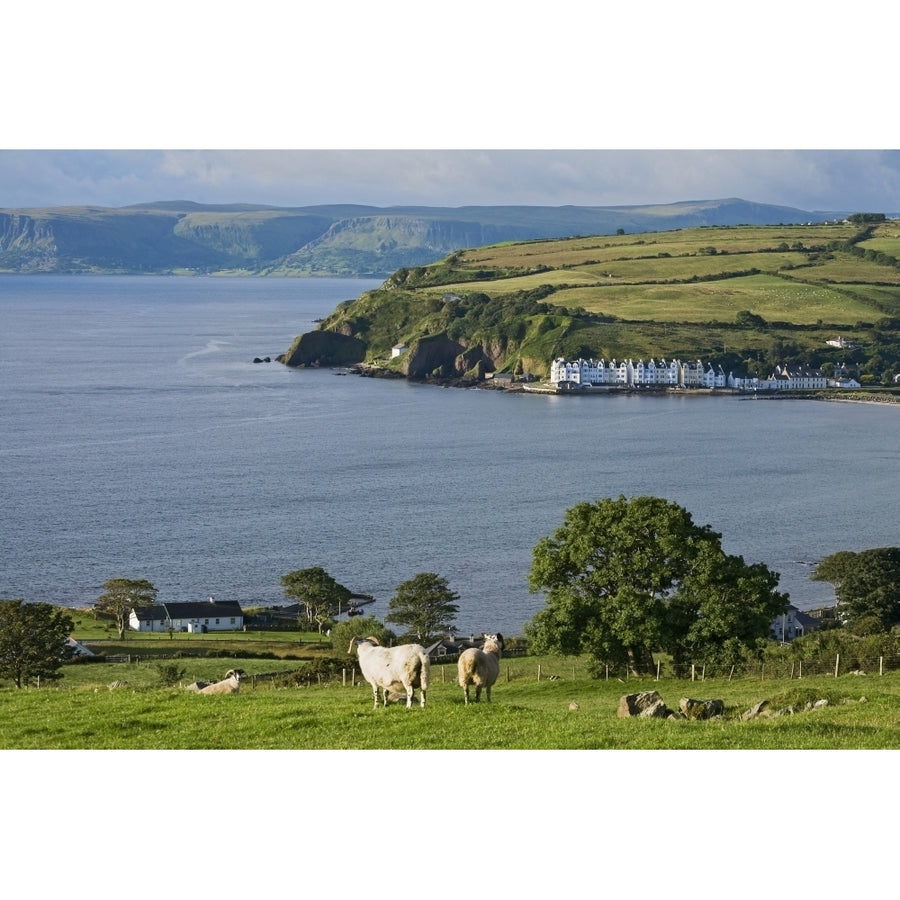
[0, 199, 837, 276]
[280, 330, 367, 367]
[402, 335, 499, 380]
[0, 214, 59, 271]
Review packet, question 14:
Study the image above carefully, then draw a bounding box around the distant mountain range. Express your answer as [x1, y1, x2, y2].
[0, 197, 857, 277]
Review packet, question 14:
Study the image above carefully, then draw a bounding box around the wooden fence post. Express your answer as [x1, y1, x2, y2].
[691, 664, 695, 682]
[538, 664, 542, 682]
[656, 659, 661, 681]
[834, 653, 840, 678]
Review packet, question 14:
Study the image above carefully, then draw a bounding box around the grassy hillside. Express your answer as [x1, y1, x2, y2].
[292, 221, 900, 383]
[3, 655, 897, 749]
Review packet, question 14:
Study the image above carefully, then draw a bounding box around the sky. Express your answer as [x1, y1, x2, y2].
[2, 149, 899, 213]
[4, 5, 897, 213]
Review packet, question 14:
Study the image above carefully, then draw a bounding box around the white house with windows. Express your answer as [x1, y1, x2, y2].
[129, 598, 244, 633]
[550, 356, 725, 389]
[550, 355, 832, 393]
[765, 364, 828, 390]
[770, 605, 819, 642]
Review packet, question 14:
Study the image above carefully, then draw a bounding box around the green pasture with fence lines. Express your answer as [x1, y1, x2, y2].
[3, 647, 899, 749]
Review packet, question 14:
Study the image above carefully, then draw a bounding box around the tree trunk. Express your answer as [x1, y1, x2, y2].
[626, 645, 656, 677]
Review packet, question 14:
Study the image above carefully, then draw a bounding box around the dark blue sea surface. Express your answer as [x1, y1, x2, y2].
[2, 275, 898, 635]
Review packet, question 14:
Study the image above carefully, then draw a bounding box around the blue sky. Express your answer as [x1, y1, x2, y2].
[1, 149, 899, 212]
[3, 6, 896, 212]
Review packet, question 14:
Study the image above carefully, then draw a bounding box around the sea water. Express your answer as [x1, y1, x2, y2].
[1, 275, 898, 636]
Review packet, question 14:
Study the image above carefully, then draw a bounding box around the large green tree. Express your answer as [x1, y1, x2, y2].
[0, 599, 75, 688]
[281, 567, 352, 633]
[386, 572, 459, 644]
[94, 577, 158, 639]
[812, 547, 900, 630]
[665, 542, 788, 671]
[526, 495, 788, 676]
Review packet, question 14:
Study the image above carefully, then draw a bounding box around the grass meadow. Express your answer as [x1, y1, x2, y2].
[3, 650, 899, 750]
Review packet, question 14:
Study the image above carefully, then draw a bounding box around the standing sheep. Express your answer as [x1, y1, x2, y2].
[349, 636, 430, 709]
[458, 633, 503, 704]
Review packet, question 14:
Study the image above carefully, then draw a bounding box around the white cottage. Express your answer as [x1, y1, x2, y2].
[129, 598, 244, 633]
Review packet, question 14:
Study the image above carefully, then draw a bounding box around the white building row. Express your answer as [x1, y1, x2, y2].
[549, 358, 831, 391]
[550, 357, 727, 388]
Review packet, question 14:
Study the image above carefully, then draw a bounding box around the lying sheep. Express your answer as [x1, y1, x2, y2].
[197, 668, 245, 695]
[349, 636, 430, 709]
[458, 633, 503, 704]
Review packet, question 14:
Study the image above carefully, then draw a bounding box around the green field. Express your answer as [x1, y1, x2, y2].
[3, 647, 898, 749]
[310, 219, 900, 382]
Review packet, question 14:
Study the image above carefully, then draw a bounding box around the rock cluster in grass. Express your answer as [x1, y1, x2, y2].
[741, 696, 868, 719]
[618, 689, 870, 721]
[617, 690, 723, 720]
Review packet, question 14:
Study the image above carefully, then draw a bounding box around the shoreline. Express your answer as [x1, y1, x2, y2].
[316, 363, 900, 404]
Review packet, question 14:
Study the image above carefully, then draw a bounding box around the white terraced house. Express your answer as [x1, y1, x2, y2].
[727, 364, 828, 391]
[550, 357, 726, 388]
[551, 357, 829, 392]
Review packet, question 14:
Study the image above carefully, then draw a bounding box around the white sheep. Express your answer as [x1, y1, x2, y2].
[197, 668, 245, 695]
[349, 636, 430, 709]
[458, 633, 503, 704]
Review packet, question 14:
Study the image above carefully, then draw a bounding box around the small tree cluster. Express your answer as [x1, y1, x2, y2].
[0, 599, 75, 688]
[812, 548, 900, 632]
[386, 572, 460, 645]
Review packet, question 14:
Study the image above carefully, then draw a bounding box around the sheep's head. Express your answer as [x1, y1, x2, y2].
[482, 633, 504, 652]
[225, 669, 245, 680]
[348, 636, 380, 654]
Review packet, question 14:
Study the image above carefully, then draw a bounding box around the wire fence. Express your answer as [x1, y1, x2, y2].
[93, 649, 900, 688]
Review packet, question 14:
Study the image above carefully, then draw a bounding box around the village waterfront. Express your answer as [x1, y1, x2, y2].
[2, 275, 898, 635]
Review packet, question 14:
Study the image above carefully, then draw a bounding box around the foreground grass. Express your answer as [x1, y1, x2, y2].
[3, 659, 897, 749]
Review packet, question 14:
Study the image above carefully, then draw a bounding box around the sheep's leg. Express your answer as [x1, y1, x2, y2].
[475, 684, 482, 702]
[372, 684, 379, 708]
[463, 683, 470, 705]
[405, 685, 413, 708]
[486, 684, 491, 702]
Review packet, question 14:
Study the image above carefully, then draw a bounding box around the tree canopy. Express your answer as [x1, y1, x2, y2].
[812, 547, 900, 631]
[526, 495, 788, 676]
[94, 578, 158, 640]
[0, 599, 75, 688]
[281, 567, 352, 632]
[386, 572, 459, 644]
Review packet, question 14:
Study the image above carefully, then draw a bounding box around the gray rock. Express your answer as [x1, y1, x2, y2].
[679, 697, 725, 720]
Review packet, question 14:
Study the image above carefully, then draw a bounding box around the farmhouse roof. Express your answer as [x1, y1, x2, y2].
[131, 600, 244, 620]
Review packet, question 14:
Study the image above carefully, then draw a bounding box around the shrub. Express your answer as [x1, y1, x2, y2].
[155, 662, 186, 686]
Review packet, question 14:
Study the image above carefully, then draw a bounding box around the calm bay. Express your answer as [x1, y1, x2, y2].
[1, 275, 898, 636]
